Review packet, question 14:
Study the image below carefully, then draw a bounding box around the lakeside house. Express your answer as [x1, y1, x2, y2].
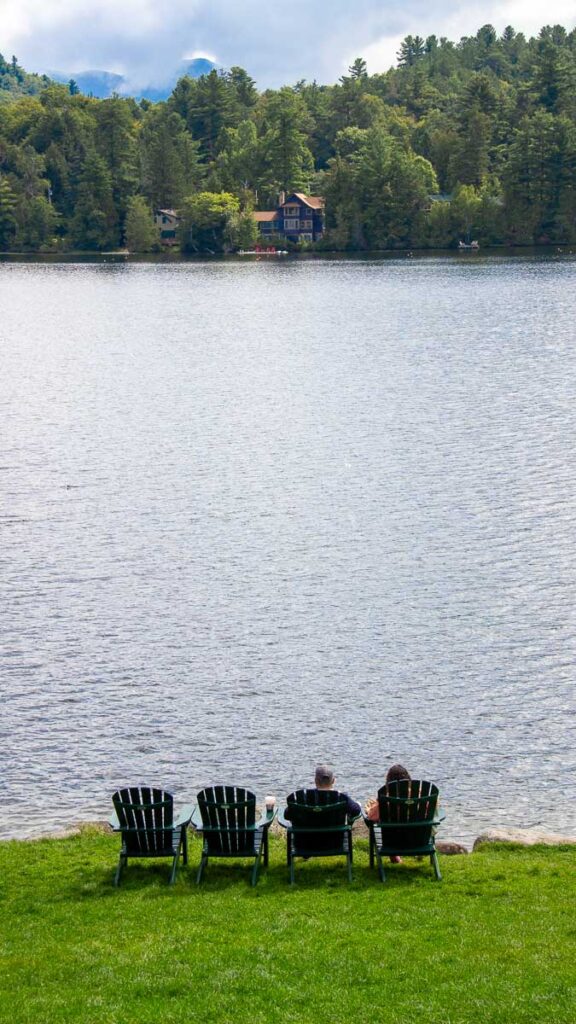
[253, 191, 325, 244]
[154, 208, 180, 246]
[154, 193, 325, 248]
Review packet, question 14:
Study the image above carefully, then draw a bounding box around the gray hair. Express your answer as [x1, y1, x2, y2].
[315, 764, 335, 786]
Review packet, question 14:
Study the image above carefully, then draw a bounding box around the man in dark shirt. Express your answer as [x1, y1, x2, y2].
[284, 764, 361, 820]
[312, 763, 361, 817]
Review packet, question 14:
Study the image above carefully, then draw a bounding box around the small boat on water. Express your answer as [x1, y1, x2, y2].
[238, 247, 289, 256]
[458, 240, 480, 250]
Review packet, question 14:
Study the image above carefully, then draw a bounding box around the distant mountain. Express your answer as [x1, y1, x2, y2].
[139, 58, 218, 100]
[46, 58, 218, 101]
[178, 58, 217, 80]
[48, 69, 124, 99]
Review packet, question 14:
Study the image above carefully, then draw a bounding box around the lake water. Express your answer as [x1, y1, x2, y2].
[1, 253, 575, 846]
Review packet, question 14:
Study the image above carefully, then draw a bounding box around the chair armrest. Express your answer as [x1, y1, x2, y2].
[108, 811, 121, 831]
[190, 807, 204, 830]
[256, 809, 276, 830]
[375, 817, 446, 829]
[174, 804, 195, 828]
[287, 823, 352, 833]
[277, 810, 292, 830]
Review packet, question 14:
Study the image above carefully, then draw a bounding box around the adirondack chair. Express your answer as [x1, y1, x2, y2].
[192, 786, 275, 886]
[364, 779, 445, 882]
[109, 786, 193, 886]
[278, 789, 360, 883]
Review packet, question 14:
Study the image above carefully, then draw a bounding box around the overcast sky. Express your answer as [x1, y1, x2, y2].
[1, 0, 575, 88]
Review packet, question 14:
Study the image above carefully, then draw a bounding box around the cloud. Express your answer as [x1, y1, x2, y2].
[1, 0, 575, 88]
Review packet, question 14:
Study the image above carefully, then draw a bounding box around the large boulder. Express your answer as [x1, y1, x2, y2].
[473, 828, 576, 850]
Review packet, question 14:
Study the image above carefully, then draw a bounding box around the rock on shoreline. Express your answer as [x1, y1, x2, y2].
[473, 828, 576, 850]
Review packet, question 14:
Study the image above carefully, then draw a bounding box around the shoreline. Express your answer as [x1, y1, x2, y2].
[4, 818, 576, 853]
[1, 243, 575, 263]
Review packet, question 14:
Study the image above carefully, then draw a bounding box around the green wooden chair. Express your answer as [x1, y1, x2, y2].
[364, 779, 445, 882]
[278, 789, 360, 884]
[109, 786, 193, 886]
[192, 786, 275, 886]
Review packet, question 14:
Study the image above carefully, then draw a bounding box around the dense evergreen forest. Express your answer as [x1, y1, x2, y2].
[1, 23, 576, 252]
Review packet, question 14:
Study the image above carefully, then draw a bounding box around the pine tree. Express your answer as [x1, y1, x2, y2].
[348, 58, 368, 80]
[140, 107, 203, 209]
[449, 110, 492, 186]
[69, 152, 117, 250]
[261, 88, 314, 193]
[531, 40, 576, 116]
[216, 121, 263, 192]
[226, 67, 258, 121]
[95, 98, 138, 220]
[397, 36, 426, 67]
[183, 70, 234, 160]
[504, 110, 576, 242]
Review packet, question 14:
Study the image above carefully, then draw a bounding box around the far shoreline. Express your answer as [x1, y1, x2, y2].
[1, 243, 575, 264]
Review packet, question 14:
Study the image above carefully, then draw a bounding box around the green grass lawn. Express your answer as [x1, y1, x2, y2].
[0, 828, 574, 1024]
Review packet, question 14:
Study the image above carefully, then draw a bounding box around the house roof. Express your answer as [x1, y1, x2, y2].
[291, 193, 324, 209]
[155, 208, 179, 218]
[253, 211, 278, 222]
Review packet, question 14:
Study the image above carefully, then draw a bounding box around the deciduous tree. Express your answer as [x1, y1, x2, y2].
[124, 196, 159, 251]
[179, 190, 240, 252]
[0, 176, 17, 248]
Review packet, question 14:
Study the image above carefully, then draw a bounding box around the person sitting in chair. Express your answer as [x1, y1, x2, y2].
[365, 763, 411, 822]
[284, 764, 361, 820]
[364, 763, 411, 864]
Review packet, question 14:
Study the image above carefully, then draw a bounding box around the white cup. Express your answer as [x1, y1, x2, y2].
[265, 795, 276, 811]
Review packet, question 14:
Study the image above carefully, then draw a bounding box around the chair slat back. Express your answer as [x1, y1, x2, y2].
[285, 789, 349, 855]
[112, 786, 175, 854]
[197, 786, 257, 855]
[376, 780, 439, 851]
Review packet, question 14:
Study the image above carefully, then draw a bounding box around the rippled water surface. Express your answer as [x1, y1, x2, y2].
[1, 254, 576, 844]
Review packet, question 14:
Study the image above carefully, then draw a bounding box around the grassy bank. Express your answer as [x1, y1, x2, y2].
[0, 830, 574, 1024]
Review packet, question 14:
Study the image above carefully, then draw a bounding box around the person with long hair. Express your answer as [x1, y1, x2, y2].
[364, 764, 412, 864]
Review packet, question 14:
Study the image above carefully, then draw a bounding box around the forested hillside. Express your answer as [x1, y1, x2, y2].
[0, 53, 52, 102]
[1, 24, 576, 252]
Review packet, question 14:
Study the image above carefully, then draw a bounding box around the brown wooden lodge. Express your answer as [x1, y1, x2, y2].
[253, 191, 325, 244]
